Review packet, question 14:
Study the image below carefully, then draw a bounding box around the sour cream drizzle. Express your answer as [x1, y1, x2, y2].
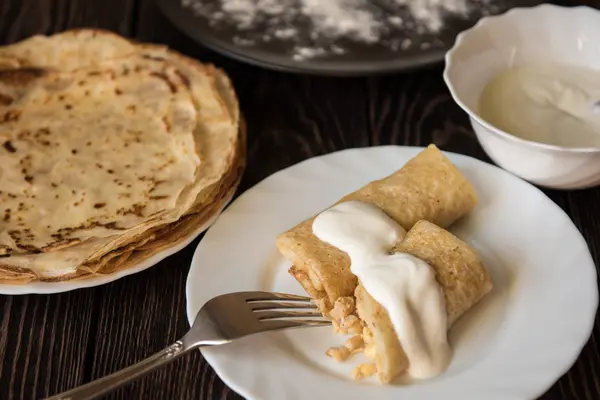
[312, 201, 450, 379]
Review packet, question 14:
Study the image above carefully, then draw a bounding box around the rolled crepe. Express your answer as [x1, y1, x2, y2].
[355, 220, 493, 383]
[276, 145, 478, 314]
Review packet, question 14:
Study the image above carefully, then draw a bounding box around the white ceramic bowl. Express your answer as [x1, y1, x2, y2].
[444, 4, 600, 189]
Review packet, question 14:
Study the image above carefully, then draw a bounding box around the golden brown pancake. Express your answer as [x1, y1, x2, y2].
[276, 145, 479, 315]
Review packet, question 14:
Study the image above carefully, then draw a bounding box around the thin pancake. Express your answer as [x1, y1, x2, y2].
[276, 145, 479, 314]
[80, 51, 242, 269]
[0, 29, 242, 282]
[0, 56, 198, 254]
[355, 220, 493, 383]
[0, 116, 246, 284]
[0, 29, 240, 218]
[0, 29, 138, 70]
[84, 117, 246, 277]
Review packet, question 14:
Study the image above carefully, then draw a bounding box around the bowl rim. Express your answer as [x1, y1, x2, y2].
[443, 3, 600, 155]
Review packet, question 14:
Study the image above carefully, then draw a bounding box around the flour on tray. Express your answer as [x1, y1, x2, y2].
[181, 0, 496, 61]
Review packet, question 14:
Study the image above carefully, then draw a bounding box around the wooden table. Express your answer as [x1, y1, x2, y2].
[1, 1, 599, 399]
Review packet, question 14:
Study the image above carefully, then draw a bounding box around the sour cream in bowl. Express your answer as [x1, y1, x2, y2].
[444, 4, 600, 189]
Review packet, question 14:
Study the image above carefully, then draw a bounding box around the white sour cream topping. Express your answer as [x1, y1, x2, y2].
[479, 64, 600, 148]
[312, 201, 450, 379]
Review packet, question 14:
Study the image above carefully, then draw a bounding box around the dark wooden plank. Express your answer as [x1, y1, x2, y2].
[86, 247, 201, 400]
[61, 0, 137, 35]
[0, 0, 137, 43]
[366, 67, 485, 155]
[0, 291, 98, 399]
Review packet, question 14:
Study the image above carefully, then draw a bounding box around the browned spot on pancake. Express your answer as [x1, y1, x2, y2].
[0, 68, 46, 86]
[24, 175, 33, 183]
[0, 245, 10, 256]
[3, 141, 16, 153]
[17, 130, 30, 140]
[4, 209, 11, 221]
[42, 238, 81, 252]
[162, 116, 171, 132]
[88, 71, 101, 76]
[0, 94, 14, 106]
[34, 128, 50, 137]
[71, 149, 78, 155]
[149, 195, 168, 200]
[78, 80, 86, 86]
[115, 88, 123, 95]
[16, 244, 41, 253]
[142, 54, 166, 62]
[174, 69, 190, 87]
[51, 182, 58, 187]
[148, 179, 165, 193]
[149, 72, 177, 93]
[117, 202, 146, 217]
[94, 202, 106, 208]
[2, 109, 21, 123]
[126, 104, 136, 112]
[47, 220, 126, 247]
[65, 104, 72, 110]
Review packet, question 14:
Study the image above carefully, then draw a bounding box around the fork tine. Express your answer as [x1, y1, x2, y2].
[249, 301, 317, 311]
[243, 291, 314, 302]
[254, 310, 323, 320]
[260, 319, 331, 331]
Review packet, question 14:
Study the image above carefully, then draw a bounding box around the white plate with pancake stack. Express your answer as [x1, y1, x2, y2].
[0, 30, 245, 294]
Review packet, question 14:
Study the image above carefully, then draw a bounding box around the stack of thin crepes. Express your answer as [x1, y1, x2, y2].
[276, 145, 493, 383]
[0, 29, 245, 284]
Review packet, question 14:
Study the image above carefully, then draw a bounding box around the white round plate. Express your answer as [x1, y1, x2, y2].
[0, 191, 235, 295]
[187, 146, 598, 400]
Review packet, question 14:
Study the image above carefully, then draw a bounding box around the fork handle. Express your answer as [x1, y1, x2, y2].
[45, 340, 196, 400]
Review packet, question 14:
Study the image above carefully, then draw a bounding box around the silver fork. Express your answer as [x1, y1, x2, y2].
[45, 291, 329, 400]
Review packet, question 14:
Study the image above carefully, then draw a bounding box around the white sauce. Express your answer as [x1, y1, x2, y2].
[479, 64, 600, 148]
[312, 201, 450, 379]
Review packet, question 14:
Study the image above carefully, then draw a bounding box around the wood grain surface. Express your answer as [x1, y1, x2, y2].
[0, 0, 599, 399]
